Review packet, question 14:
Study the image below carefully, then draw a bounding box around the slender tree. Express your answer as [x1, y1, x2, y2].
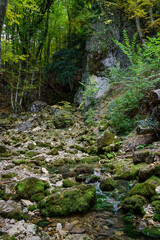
[0, 0, 8, 68]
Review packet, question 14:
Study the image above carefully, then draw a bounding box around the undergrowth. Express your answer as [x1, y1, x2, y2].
[107, 31, 160, 134]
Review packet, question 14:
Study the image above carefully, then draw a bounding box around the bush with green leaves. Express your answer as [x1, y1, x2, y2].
[107, 31, 160, 134]
[48, 48, 79, 91]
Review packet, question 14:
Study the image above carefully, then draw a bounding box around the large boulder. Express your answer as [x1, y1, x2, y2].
[122, 195, 147, 215]
[0, 144, 7, 154]
[138, 167, 154, 182]
[133, 150, 155, 164]
[97, 130, 119, 150]
[15, 177, 50, 202]
[129, 182, 156, 200]
[38, 185, 96, 217]
[100, 178, 115, 191]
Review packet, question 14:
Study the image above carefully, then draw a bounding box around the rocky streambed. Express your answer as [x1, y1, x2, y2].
[1, 102, 160, 240]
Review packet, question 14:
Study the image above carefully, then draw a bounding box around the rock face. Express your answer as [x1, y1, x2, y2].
[15, 177, 50, 202]
[0, 200, 22, 220]
[39, 185, 96, 217]
[74, 14, 136, 106]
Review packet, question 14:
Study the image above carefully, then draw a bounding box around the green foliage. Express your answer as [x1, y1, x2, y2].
[108, 31, 160, 134]
[48, 48, 79, 91]
[94, 197, 113, 211]
[142, 227, 160, 238]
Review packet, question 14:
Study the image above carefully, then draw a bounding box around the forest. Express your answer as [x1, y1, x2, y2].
[1, 1, 160, 240]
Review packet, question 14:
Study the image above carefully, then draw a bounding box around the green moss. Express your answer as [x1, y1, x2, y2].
[27, 143, 36, 150]
[13, 159, 26, 165]
[105, 153, 114, 159]
[86, 175, 100, 183]
[100, 178, 115, 192]
[114, 170, 133, 180]
[81, 156, 99, 164]
[25, 151, 40, 158]
[142, 227, 160, 237]
[151, 200, 160, 207]
[146, 175, 160, 185]
[2, 172, 17, 179]
[28, 204, 36, 211]
[124, 224, 141, 237]
[94, 198, 113, 211]
[15, 177, 50, 202]
[122, 195, 147, 215]
[129, 182, 156, 200]
[38, 185, 96, 217]
[47, 148, 59, 155]
[0, 144, 7, 153]
[63, 179, 78, 188]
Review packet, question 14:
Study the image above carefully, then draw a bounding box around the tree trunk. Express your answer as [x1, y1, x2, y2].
[0, 0, 8, 68]
[134, 1, 145, 45]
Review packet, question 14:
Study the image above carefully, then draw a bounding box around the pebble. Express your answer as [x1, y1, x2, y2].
[42, 167, 49, 175]
[70, 220, 79, 226]
[10, 219, 16, 224]
[21, 199, 33, 207]
[64, 222, 73, 231]
[55, 181, 63, 187]
[56, 223, 62, 231]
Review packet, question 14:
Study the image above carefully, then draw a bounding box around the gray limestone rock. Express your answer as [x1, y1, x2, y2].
[0, 200, 22, 220]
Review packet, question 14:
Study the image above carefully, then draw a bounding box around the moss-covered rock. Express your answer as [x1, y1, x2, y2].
[0, 144, 7, 154]
[25, 151, 40, 158]
[154, 164, 160, 177]
[100, 178, 115, 191]
[13, 159, 26, 165]
[47, 148, 59, 155]
[153, 202, 160, 222]
[53, 159, 65, 166]
[122, 195, 147, 215]
[38, 185, 96, 217]
[53, 108, 74, 128]
[133, 150, 154, 164]
[97, 130, 119, 150]
[81, 156, 99, 164]
[15, 177, 50, 202]
[86, 175, 100, 184]
[63, 179, 78, 188]
[138, 167, 154, 182]
[27, 142, 36, 150]
[129, 182, 156, 200]
[114, 168, 133, 180]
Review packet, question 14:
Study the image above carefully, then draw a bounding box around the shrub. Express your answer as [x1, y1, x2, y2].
[107, 31, 160, 134]
[48, 48, 79, 91]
